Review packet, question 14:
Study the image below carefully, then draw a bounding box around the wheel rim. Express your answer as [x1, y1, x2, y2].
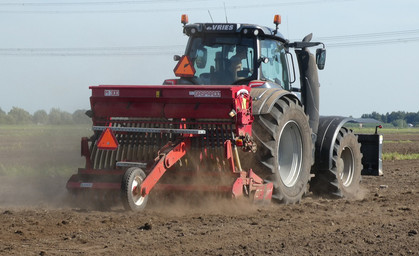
[340, 147, 354, 187]
[131, 176, 146, 206]
[277, 121, 303, 187]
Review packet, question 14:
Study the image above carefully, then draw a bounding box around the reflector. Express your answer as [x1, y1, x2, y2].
[173, 55, 196, 77]
[97, 128, 118, 150]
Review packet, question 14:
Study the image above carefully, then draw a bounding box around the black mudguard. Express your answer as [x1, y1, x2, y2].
[295, 49, 320, 134]
[313, 116, 382, 175]
[250, 88, 299, 115]
[313, 116, 352, 171]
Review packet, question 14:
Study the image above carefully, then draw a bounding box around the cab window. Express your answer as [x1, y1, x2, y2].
[187, 36, 255, 85]
[260, 39, 290, 90]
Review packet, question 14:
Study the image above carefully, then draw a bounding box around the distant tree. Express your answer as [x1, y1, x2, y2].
[0, 108, 6, 120]
[8, 107, 32, 124]
[33, 110, 48, 124]
[48, 108, 73, 125]
[0, 108, 6, 124]
[370, 111, 382, 122]
[361, 111, 382, 122]
[48, 108, 61, 125]
[1, 107, 97, 125]
[61, 111, 73, 124]
[387, 111, 406, 124]
[392, 119, 408, 128]
[380, 113, 387, 123]
[361, 110, 419, 126]
[72, 109, 91, 124]
[405, 112, 418, 125]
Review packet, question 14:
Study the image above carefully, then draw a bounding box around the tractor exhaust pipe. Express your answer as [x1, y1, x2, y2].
[295, 49, 320, 135]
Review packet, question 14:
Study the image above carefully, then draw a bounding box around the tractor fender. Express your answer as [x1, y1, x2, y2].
[313, 116, 357, 171]
[250, 88, 300, 115]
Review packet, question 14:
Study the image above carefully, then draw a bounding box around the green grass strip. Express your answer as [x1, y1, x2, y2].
[383, 140, 413, 144]
[352, 127, 419, 134]
[0, 164, 76, 177]
[383, 152, 419, 161]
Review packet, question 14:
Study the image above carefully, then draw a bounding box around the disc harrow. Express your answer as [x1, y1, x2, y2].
[66, 85, 273, 211]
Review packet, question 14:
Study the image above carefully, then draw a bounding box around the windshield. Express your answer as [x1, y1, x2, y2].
[187, 36, 255, 85]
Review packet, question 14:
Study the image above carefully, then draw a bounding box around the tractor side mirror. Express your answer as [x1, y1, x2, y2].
[195, 48, 207, 69]
[316, 48, 326, 70]
[257, 56, 269, 67]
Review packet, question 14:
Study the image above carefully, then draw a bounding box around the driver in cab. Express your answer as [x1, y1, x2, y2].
[229, 46, 248, 82]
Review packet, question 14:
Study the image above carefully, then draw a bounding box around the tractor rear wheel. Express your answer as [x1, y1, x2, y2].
[121, 167, 149, 211]
[251, 96, 313, 204]
[310, 127, 363, 198]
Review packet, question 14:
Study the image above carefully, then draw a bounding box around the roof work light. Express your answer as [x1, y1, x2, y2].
[273, 14, 281, 35]
[274, 14, 281, 25]
[181, 14, 189, 26]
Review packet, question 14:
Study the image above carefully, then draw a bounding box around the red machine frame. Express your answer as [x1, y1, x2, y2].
[67, 85, 272, 203]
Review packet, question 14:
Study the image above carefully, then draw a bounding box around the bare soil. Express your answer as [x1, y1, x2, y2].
[0, 133, 418, 255]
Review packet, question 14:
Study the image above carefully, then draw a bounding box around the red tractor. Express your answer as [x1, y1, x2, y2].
[67, 15, 382, 211]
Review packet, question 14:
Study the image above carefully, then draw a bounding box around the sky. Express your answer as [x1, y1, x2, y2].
[0, 0, 418, 117]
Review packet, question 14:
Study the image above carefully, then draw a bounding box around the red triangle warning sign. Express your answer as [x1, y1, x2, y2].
[173, 55, 196, 77]
[97, 128, 118, 150]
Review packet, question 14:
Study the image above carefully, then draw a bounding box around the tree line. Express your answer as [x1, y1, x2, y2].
[0, 107, 91, 125]
[1, 107, 418, 127]
[361, 111, 419, 128]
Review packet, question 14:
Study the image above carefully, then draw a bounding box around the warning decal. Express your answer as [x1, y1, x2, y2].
[173, 55, 196, 77]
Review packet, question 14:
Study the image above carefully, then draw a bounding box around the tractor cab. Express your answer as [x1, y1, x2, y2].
[165, 15, 292, 90]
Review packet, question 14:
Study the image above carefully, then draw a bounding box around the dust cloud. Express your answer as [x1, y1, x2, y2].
[0, 176, 70, 208]
[146, 192, 262, 216]
[0, 125, 89, 208]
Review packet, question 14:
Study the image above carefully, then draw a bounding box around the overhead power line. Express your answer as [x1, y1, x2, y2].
[327, 37, 419, 48]
[0, 45, 185, 56]
[0, 45, 185, 52]
[290, 29, 419, 41]
[315, 29, 419, 41]
[307, 29, 419, 48]
[1, 29, 418, 56]
[0, 0, 353, 14]
[0, 0, 210, 6]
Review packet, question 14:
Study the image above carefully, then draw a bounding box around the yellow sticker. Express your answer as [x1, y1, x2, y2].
[241, 98, 247, 109]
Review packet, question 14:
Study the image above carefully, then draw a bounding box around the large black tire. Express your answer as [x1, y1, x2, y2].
[250, 96, 313, 204]
[310, 127, 363, 198]
[121, 167, 149, 211]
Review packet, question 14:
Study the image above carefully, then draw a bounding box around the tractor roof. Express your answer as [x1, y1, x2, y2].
[183, 23, 287, 43]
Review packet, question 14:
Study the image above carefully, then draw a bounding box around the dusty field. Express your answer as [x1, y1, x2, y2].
[0, 132, 418, 255]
